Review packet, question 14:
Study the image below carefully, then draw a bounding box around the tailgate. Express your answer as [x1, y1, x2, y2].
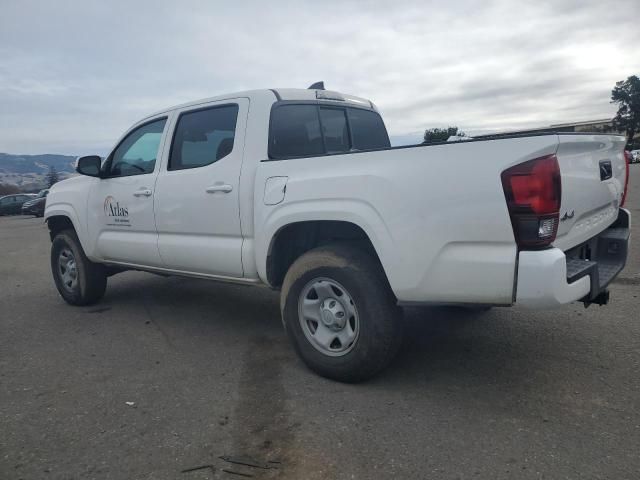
[553, 134, 627, 251]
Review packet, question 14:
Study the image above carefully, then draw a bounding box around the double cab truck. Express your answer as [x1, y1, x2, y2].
[45, 85, 631, 382]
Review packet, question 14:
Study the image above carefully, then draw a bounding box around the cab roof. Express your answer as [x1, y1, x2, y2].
[143, 88, 376, 121]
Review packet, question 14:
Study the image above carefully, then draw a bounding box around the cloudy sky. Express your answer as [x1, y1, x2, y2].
[1, 0, 639, 155]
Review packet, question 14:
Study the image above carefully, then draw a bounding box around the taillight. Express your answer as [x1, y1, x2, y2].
[501, 154, 561, 249]
[621, 151, 631, 208]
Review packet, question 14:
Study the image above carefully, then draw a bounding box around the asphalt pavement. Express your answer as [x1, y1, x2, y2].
[1, 167, 639, 480]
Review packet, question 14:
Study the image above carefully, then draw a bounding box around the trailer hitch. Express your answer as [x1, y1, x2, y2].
[583, 289, 610, 308]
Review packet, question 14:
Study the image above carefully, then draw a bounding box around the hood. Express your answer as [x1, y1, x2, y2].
[49, 175, 91, 194]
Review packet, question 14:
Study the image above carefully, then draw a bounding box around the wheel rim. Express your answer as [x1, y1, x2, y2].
[298, 277, 359, 357]
[58, 247, 78, 293]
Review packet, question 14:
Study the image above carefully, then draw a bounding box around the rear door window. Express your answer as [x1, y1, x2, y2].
[169, 104, 239, 171]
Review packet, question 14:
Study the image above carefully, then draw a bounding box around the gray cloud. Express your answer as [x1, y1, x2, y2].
[1, 0, 638, 154]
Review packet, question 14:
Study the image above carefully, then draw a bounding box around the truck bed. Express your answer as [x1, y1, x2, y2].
[255, 132, 627, 304]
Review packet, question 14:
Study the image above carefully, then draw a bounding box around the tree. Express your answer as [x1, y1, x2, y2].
[423, 126, 465, 144]
[611, 75, 640, 145]
[46, 166, 59, 188]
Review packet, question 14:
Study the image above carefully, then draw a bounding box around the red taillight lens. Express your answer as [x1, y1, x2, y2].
[501, 154, 561, 249]
[621, 151, 630, 208]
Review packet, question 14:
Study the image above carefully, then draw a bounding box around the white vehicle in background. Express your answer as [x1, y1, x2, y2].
[44, 84, 631, 382]
[630, 150, 639, 163]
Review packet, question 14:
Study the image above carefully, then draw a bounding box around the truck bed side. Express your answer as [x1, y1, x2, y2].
[254, 135, 569, 304]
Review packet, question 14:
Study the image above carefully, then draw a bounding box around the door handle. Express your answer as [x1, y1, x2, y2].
[206, 184, 233, 194]
[133, 189, 152, 197]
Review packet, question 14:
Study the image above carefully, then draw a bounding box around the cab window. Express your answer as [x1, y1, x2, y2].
[269, 104, 389, 159]
[270, 105, 324, 158]
[319, 107, 350, 153]
[104, 118, 167, 177]
[347, 108, 390, 150]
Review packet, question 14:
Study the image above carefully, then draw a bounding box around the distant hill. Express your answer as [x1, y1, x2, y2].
[0, 153, 76, 175]
[0, 153, 77, 191]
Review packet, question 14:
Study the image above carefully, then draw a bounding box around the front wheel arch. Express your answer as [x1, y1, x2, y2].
[47, 215, 76, 241]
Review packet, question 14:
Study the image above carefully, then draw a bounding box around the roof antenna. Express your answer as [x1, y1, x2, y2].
[308, 81, 325, 90]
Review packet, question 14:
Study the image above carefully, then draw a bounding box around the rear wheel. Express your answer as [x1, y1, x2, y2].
[281, 245, 403, 383]
[51, 229, 107, 305]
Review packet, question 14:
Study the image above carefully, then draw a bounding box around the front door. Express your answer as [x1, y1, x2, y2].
[87, 116, 168, 267]
[154, 98, 248, 277]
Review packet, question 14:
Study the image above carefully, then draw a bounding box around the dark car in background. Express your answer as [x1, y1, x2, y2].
[21, 189, 49, 217]
[0, 194, 36, 216]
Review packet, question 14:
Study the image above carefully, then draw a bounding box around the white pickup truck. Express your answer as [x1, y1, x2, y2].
[45, 85, 631, 382]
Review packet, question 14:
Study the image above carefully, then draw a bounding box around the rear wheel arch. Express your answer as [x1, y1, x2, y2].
[265, 220, 390, 291]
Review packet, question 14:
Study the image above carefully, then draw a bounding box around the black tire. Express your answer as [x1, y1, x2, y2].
[51, 229, 107, 306]
[281, 244, 403, 383]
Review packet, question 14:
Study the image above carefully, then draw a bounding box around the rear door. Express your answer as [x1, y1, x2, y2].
[553, 134, 628, 251]
[154, 98, 248, 277]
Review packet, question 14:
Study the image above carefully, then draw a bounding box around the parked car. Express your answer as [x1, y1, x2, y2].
[630, 150, 640, 163]
[21, 189, 49, 217]
[44, 85, 631, 382]
[0, 194, 36, 216]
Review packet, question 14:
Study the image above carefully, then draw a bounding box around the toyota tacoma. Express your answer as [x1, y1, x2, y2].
[45, 85, 631, 381]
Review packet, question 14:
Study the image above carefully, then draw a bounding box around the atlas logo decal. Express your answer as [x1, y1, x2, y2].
[104, 196, 129, 217]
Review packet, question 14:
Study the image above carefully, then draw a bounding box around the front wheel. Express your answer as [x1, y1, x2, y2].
[281, 245, 403, 383]
[51, 229, 107, 305]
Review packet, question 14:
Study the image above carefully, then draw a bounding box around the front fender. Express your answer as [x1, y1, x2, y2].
[44, 203, 93, 258]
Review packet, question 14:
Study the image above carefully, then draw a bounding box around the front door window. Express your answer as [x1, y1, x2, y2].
[103, 119, 167, 177]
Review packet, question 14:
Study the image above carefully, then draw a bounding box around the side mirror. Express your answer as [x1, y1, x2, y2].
[76, 155, 102, 177]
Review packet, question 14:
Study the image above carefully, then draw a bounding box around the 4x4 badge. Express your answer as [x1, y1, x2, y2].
[560, 210, 574, 221]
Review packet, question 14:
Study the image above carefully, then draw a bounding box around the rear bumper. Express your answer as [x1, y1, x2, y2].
[516, 208, 630, 308]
